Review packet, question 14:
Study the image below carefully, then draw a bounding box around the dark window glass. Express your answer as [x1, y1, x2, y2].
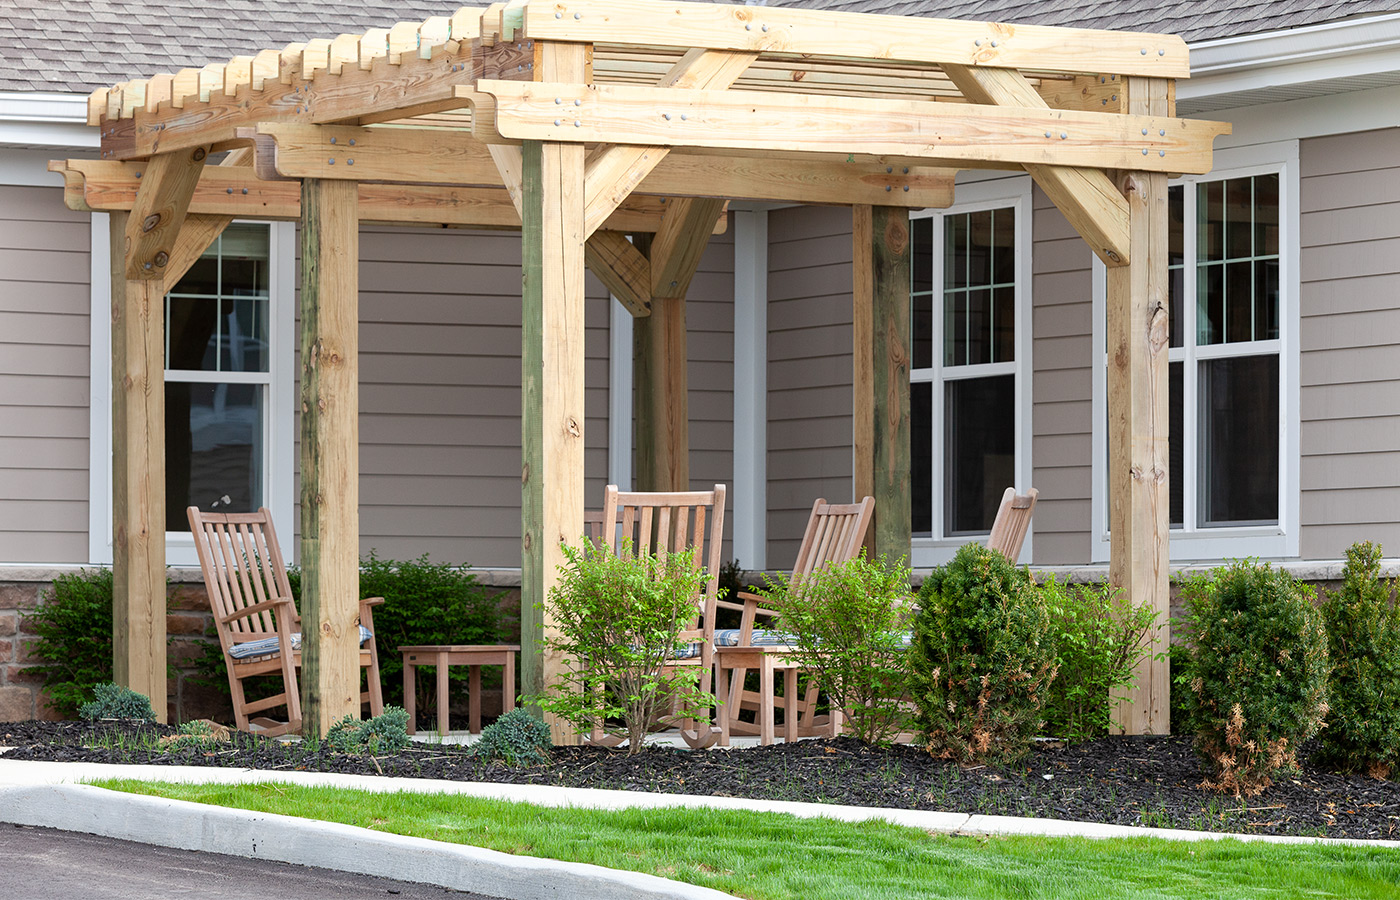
[912, 217, 933, 295]
[1225, 260, 1253, 343]
[967, 288, 991, 366]
[166, 382, 263, 531]
[913, 293, 933, 370]
[1201, 355, 1279, 525]
[945, 290, 966, 367]
[911, 381, 932, 534]
[1168, 186, 1184, 349]
[991, 208, 1016, 286]
[945, 214, 968, 289]
[167, 297, 219, 371]
[1225, 177, 1253, 260]
[1170, 361, 1183, 527]
[1255, 258, 1280, 340]
[1255, 173, 1279, 257]
[993, 286, 1015, 363]
[945, 375, 1015, 535]
[967, 209, 993, 285]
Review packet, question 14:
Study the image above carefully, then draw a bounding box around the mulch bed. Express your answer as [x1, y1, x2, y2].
[4, 720, 1398, 841]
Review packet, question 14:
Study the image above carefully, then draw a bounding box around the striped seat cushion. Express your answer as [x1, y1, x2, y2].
[714, 628, 797, 648]
[229, 625, 373, 660]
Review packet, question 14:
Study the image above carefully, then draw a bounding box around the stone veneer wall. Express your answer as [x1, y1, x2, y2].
[0, 568, 522, 725]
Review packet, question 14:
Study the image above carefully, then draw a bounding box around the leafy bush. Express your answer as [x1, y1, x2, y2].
[326, 706, 411, 754]
[162, 718, 230, 752]
[472, 707, 553, 766]
[1317, 542, 1400, 777]
[1180, 561, 1329, 796]
[25, 569, 117, 717]
[909, 543, 1057, 764]
[1040, 578, 1159, 742]
[79, 682, 157, 722]
[536, 540, 713, 753]
[1169, 642, 1195, 735]
[764, 554, 914, 745]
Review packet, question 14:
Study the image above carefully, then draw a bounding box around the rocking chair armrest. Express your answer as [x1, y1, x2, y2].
[357, 596, 385, 631]
[714, 599, 746, 612]
[219, 595, 295, 624]
[735, 591, 780, 620]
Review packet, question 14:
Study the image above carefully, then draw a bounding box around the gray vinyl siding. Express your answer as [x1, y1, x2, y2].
[765, 205, 855, 568]
[684, 228, 736, 556]
[0, 184, 90, 563]
[1029, 185, 1095, 565]
[297, 225, 611, 568]
[1298, 129, 1400, 558]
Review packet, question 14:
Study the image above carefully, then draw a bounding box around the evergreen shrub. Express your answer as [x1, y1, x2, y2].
[326, 706, 411, 754]
[25, 568, 117, 718]
[472, 707, 553, 766]
[909, 543, 1057, 764]
[78, 682, 158, 722]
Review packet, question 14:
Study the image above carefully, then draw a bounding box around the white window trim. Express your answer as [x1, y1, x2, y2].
[910, 174, 1034, 567]
[1090, 139, 1301, 563]
[607, 293, 633, 492]
[88, 216, 296, 566]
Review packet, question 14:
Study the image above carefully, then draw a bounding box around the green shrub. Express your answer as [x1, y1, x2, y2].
[909, 543, 1056, 764]
[1181, 561, 1329, 796]
[163, 719, 228, 752]
[472, 707, 553, 766]
[1040, 578, 1159, 742]
[1169, 641, 1195, 735]
[24, 569, 116, 717]
[536, 540, 713, 753]
[78, 682, 157, 722]
[326, 706, 411, 755]
[1317, 542, 1400, 777]
[764, 554, 914, 746]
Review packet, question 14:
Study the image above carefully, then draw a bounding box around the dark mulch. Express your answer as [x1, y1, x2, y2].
[4, 720, 1399, 841]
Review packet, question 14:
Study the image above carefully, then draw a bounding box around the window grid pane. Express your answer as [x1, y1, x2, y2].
[943, 207, 1015, 368]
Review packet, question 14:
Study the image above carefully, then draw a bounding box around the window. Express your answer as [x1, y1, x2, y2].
[1091, 142, 1299, 561]
[910, 177, 1032, 565]
[89, 217, 295, 565]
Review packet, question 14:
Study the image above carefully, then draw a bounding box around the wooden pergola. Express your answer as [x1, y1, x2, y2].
[59, 0, 1227, 737]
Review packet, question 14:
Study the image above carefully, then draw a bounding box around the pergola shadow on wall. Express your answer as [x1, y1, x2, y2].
[58, 0, 1227, 738]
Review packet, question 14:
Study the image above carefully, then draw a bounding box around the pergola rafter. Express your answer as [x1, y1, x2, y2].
[69, 0, 1229, 738]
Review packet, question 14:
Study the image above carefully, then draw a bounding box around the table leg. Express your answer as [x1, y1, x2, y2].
[759, 656, 775, 746]
[783, 667, 797, 743]
[436, 651, 450, 736]
[504, 651, 516, 713]
[404, 658, 416, 736]
[469, 664, 482, 733]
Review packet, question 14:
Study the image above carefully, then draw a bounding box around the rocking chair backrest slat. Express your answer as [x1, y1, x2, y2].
[986, 487, 1039, 562]
[791, 497, 875, 578]
[189, 507, 294, 645]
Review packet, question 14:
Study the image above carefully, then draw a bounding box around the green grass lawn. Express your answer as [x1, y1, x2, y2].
[96, 779, 1400, 900]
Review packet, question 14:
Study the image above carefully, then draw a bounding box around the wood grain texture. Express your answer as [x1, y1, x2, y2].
[109, 209, 168, 723]
[480, 80, 1226, 174]
[871, 206, 911, 563]
[298, 177, 362, 738]
[650, 198, 726, 299]
[851, 205, 876, 559]
[583, 230, 650, 316]
[123, 146, 209, 279]
[1107, 76, 1171, 736]
[518, 0, 1191, 78]
[521, 40, 589, 744]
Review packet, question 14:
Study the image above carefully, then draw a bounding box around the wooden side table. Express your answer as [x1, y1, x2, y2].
[400, 644, 520, 735]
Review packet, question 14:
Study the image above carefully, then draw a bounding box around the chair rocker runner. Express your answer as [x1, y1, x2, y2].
[717, 496, 875, 745]
[187, 506, 384, 736]
[588, 484, 727, 750]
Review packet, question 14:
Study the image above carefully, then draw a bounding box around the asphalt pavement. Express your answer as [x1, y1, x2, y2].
[0, 823, 498, 900]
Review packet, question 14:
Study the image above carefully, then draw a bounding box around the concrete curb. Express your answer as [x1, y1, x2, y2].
[0, 782, 733, 900]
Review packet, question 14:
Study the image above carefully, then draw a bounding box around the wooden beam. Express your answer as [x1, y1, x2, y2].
[109, 210, 168, 723]
[252, 122, 955, 208]
[581, 48, 756, 237]
[1108, 77, 1171, 736]
[54, 159, 717, 233]
[636, 289, 689, 493]
[123, 145, 209, 279]
[650, 198, 726, 299]
[942, 64, 1131, 266]
[583, 230, 650, 316]
[518, 0, 1192, 79]
[852, 205, 875, 560]
[521, 41, 589, 742]
[298, 177, 362, 739]
[1037, 73, 1123, 113]
[869, 206, 912, 563]
[477, 81, 1228, 175]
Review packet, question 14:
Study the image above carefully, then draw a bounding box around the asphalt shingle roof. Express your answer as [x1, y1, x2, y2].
[2, 0, 1395, 93]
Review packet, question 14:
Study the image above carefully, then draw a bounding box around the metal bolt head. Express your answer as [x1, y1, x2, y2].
[680, 113, 687, 120]
[903, 167, 909, 174]
[227, 187, 234, 194]
[885, 185, 892, 192]
[554, 119, 562, 126]
[242, 187, 249, 193]
[975, 39, 982, 46]
[556, 97, 563, 104]
[762, 24, 768, 32]
[135, 171, 142, 178]
[990, 40, 997, 47]
[903, 185, 910, 192]
[1159, 49, 1166, 56]
[1141, 48, 1148, 55]
[328, 157, 335, 164]
[1159, 129, 1166, 136]
[1142, 148, 1149, 155]
[143, 262, 153, 270]
[574, 99, 581, 106]
[1142, 128, 1149, 136]
[555, 11, 562, 17]
[347, 159, 354, 165]
[663, 113, 671, 120]
[349, 139, 355, 146]
[330, 136, 337, 144]
[574, 120, 580, 127]
[746, 23, 752, 30]
[1160, 150, 1166, 157]
[573, 11, 581, 18]
[1060, 132, 1067, 139]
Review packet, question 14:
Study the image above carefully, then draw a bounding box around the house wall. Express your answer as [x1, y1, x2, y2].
[1297, 129, 1400, 558]
[765, 205, 856, 569]
[0, 183, 91, 565]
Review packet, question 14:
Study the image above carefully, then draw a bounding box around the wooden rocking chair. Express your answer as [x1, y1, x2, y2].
[716, 496, 875, 744]
[187, 506, 384, 736]
[987, 487, 1039, 562]
[588, 484, 727, 750]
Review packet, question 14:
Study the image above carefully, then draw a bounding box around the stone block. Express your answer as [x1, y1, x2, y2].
[0, 639, 11, 662]
[5, 665, 47, 685]
[16, 639, 47, 664]
[167, 612, 209, 636]
[177, 677, 233, 724]
[37, 693, 65, 721]
[169, 584, 210, 612]
[0, 613, 15, 636]
[0, 684, 35, 721]
[0, 583, 43, 611]
[168, 640, 210, 667]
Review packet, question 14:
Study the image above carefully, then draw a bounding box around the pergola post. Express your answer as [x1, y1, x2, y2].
[1108, 77, 1172, 735]
[520, 41, 589, 741]
[299, 177, 361, 738]
[853, 205, 912, 564]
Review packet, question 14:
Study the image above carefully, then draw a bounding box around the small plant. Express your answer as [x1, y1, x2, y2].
[536, 539, 713, 753]
[472, 707, 553, 766]
[25, 569, 117, 717]
[1317, 541, 1400, 777]
[909, 543, 1057, 765]
[1180, 560, 1329, 796]
[326, 706, 411, 755]
[78, 682, 158, 722]
[1169, 641, 1195, 735]
[764, 554, 914, 745]
[1040, 577, 1159, 742]
[162, 719, 230, 752]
